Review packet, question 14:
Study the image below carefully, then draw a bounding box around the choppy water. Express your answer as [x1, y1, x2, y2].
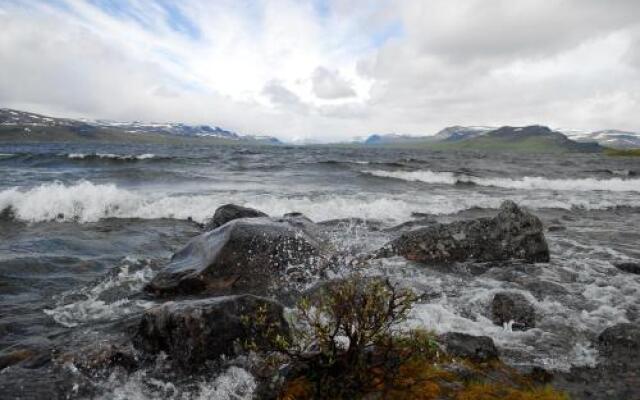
[1, 142, 639, 398]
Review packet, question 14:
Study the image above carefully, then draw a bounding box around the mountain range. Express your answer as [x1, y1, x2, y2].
[0, 108, 281, 145]
[362, 125, 640, 152]
[2, 108, 639, 152]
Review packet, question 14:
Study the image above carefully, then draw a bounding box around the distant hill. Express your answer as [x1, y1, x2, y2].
[562, 129, 640, 149]
[364, 133, 430, 145]
[431, 126, 494, 142]
[0, 108, 281, 145]
[363, 126, 493, 146]
[442, 125, 603, 153]
[362, 125, 604, 153]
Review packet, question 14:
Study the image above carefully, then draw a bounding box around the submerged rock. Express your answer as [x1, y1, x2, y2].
[614, 262, 640, 275]
[491, 292, 536, 331]
[135, 295, 288, 368]
[377, 201, 549, 264]
[146, 217, 324, 297]
[439, 332, 499, 362]
[204, 203, 268, 231]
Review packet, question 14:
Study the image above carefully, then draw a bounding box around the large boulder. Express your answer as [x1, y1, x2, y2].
[135, 295, 288, 369]
[146, 217, 324, 297]
[204, 204, 268, 231]
[377, 201, 549, 264]
[491, 292, 536, 331]
[439, 332, 499, 362]
[598, 323, 640, 366]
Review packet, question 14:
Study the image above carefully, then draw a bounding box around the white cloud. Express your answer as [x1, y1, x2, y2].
[312, 66, 356, 99]
[0, 0, 639, 141]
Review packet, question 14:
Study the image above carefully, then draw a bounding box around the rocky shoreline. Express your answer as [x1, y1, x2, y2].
[1, 201, 638, 399]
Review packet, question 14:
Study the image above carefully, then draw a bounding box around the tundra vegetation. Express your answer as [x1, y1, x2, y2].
[247, 276, 569, 400]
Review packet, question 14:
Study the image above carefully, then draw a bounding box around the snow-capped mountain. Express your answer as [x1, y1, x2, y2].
[432, 126, 495, 142]
[564, 129, 640, 149]
[85, 119, 240, 139]
[363, 126, 495, 145]
[0, 108, 281, 144]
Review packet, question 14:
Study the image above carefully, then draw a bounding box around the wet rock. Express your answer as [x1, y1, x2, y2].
[439, 332, 499, 362]
[204, 203, 268, 231]
[614, 262, 640, 275]
[0, 337, 53, 371]
[318, 217, 383, 231]
[0, 206, 15, 221]
[146, 218, 324, 297]
[377, 201, 549, 264]
[553, 324, 640, 399]
[491, 292, 536, 330]
[0, 349, 37, 370]
[135, 295, 288, 369]
[518, 278, 568, 300]
[598, 323, 640, 366]
[61, 343, 138, 374]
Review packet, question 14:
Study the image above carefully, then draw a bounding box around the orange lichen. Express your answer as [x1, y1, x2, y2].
[456, 382, 569, 400]
[279, 376, 313, 400]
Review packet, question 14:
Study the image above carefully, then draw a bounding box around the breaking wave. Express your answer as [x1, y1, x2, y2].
[2, 180, 640, 224]
[67, 153, 158, 161]
[365, 169, 640, 192]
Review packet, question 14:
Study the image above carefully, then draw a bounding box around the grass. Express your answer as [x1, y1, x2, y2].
[604, 148, 640, 156]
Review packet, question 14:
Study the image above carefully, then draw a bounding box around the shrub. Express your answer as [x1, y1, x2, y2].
[249, 275, 568, 400]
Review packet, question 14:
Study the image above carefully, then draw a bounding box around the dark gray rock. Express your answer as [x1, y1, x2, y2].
[614, 262, 640, 275]
[146, 217, 324, 296]
[518, 278, 568, 300]
[135, 295, 288, 369]
[598, 323, 640, 366]
[204, 204, 267, 231]
[439, 332, 499, 362]
[377, 201, 549, 264]
[491, 292, 536, 330]
[553, 323, 640, 399]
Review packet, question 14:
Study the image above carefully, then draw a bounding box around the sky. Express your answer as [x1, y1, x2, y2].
[1, 0, 639, 142]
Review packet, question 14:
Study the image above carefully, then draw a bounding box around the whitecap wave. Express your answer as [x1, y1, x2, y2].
[366, 169, 640, 192]
[67, 153, 157, 160]
[2, 180, 640, 224]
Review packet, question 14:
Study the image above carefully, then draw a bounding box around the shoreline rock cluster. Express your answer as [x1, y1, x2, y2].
[3, 201, 638, 398]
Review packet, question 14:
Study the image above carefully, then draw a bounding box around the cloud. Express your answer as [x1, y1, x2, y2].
[0, 0, 639, 141]
[312, 66, 356, 99]
[262, 80, 308, 113]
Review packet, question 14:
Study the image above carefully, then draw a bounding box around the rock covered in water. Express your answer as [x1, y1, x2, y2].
[146, 217, 324, 296]
[135, 295, 288, 368]
[598, 323, 640, 366]
[439, 332, 499, 362]
[377, 201, 549, 264]
[553, 323, 640, 399]
[614, 262, 640, 275]
[491, 292, 536, 330]
[204, 203, 268, 231]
